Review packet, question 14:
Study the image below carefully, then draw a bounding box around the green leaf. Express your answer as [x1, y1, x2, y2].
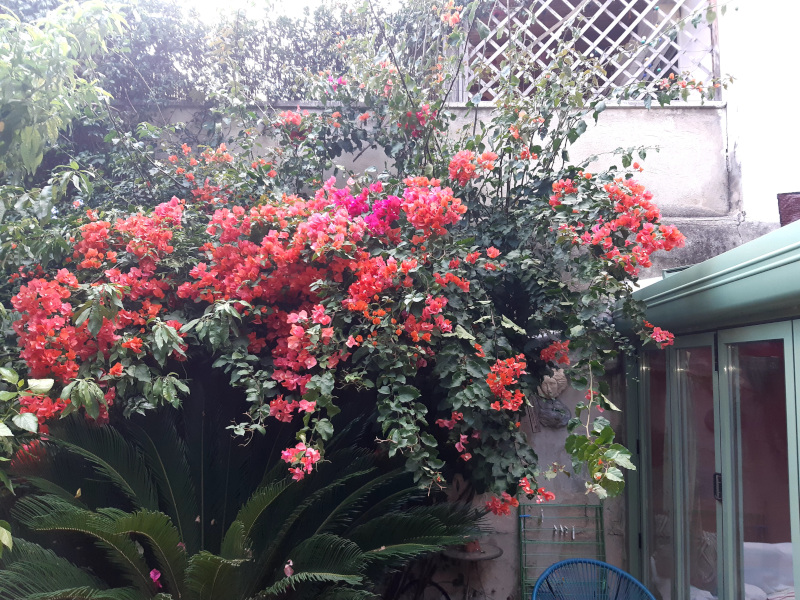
[0, 520, 12, 552]
[394, 386, 421, 404]
[0, 471, 12, 494]
[315, 419, 335, 441]
[0, 368, 19, 386]
[0, 422, 13, 437]
[27, 378, 55, 394]
[19, 126, 44, 174]
[450, 325, 474, 341]
[12, 412, 38, 433]
[500, 315, 526, 335]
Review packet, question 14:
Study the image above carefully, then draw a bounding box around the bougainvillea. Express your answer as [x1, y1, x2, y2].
[0, 0, 702, 512]
[1, 135, 683, 509]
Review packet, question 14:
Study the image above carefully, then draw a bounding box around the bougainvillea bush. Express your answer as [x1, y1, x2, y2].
[0, 0, 707, 523]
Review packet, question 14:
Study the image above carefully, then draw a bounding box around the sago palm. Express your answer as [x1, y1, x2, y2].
[0, 404, 480, 600]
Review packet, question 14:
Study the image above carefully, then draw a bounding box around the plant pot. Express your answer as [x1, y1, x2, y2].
[777, 192, 800, 226]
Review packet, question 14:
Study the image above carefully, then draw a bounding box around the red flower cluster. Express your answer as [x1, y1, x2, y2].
[485, 491, 519, 515]
[401, 177, 467, 237]
[435, 411, 464, 430]
[12, 276, 92, 384]
[540, 340, 570, 365]
[487, 354, 527, 411]
[549, 179, 578, 207]
[519, 477, 556, 503]
[643, 321, 675, 348]
[281, 441, 321, 481]
[554, 178, 685, 276]
[448, 150, 498, 186]
[398, 104, 431, 138]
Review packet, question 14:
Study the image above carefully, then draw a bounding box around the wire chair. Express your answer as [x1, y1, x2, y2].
[531, 558, 656, 600]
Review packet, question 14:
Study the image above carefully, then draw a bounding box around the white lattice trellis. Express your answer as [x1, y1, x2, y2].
[455, 0, 718, 102]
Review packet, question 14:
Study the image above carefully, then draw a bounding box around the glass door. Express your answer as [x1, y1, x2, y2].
[674, 341, 721, 599]
[640, 322, 800, 599]
[642, 334, 720, 600]
[718, 323, 799, 600]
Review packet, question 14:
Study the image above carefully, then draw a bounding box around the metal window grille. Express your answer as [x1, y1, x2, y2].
[519, 503, 606, 599]
[454, 0, 719, 102]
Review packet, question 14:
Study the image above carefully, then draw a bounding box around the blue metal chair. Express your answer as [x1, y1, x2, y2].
[532, 558, 656, 600]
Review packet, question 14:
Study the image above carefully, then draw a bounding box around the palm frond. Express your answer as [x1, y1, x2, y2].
[257, 534, 365, 597]
[50, 417, 158, 511]
[307, 588, 378, 600]
[324, 414, 373, 454]
[12, 496, 152, 593]
[348, 508, 478, 553]
[362, 542, 453, 565]
[0, 539, 105, 599]
[129, 416, 200, 553]
[26, 588, 143, 600]
[273, 459, 379, 546]
[15, 475, 87, 507]
[256, 571, 364, 598]
[184, 551, 248, 600]
[225, 481, 288, 558]
[313, 469, 408, 536]
[251, 466, 376, 579]
[410, 503, 486, 531]
[218, 520, 251, 561]
[346, 486, 424, 530]
[105, 509, 188, 598]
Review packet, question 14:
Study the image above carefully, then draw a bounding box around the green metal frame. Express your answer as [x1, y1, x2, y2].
[518, 503, 605, 599]
[623, 220, 800, 597]
[630, 322, 800, 599]
[716, 323, 799, 599]
[632, 220, 800, 336]
[626, 353, 644, 581]
[669, 333, 718, 600]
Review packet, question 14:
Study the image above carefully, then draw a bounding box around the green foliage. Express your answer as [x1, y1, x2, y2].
[0, 402, 480, 599]
[0, 0, 725, 509]
[0, 1, 125, 181]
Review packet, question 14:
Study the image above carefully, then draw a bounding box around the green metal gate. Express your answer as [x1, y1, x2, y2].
[519, 503, 605, 599]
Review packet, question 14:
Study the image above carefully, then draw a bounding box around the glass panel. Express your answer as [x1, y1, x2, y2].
[646, 350, 674, 600]
[677, 347, 718, 598]
[731, 341, 794, 598]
